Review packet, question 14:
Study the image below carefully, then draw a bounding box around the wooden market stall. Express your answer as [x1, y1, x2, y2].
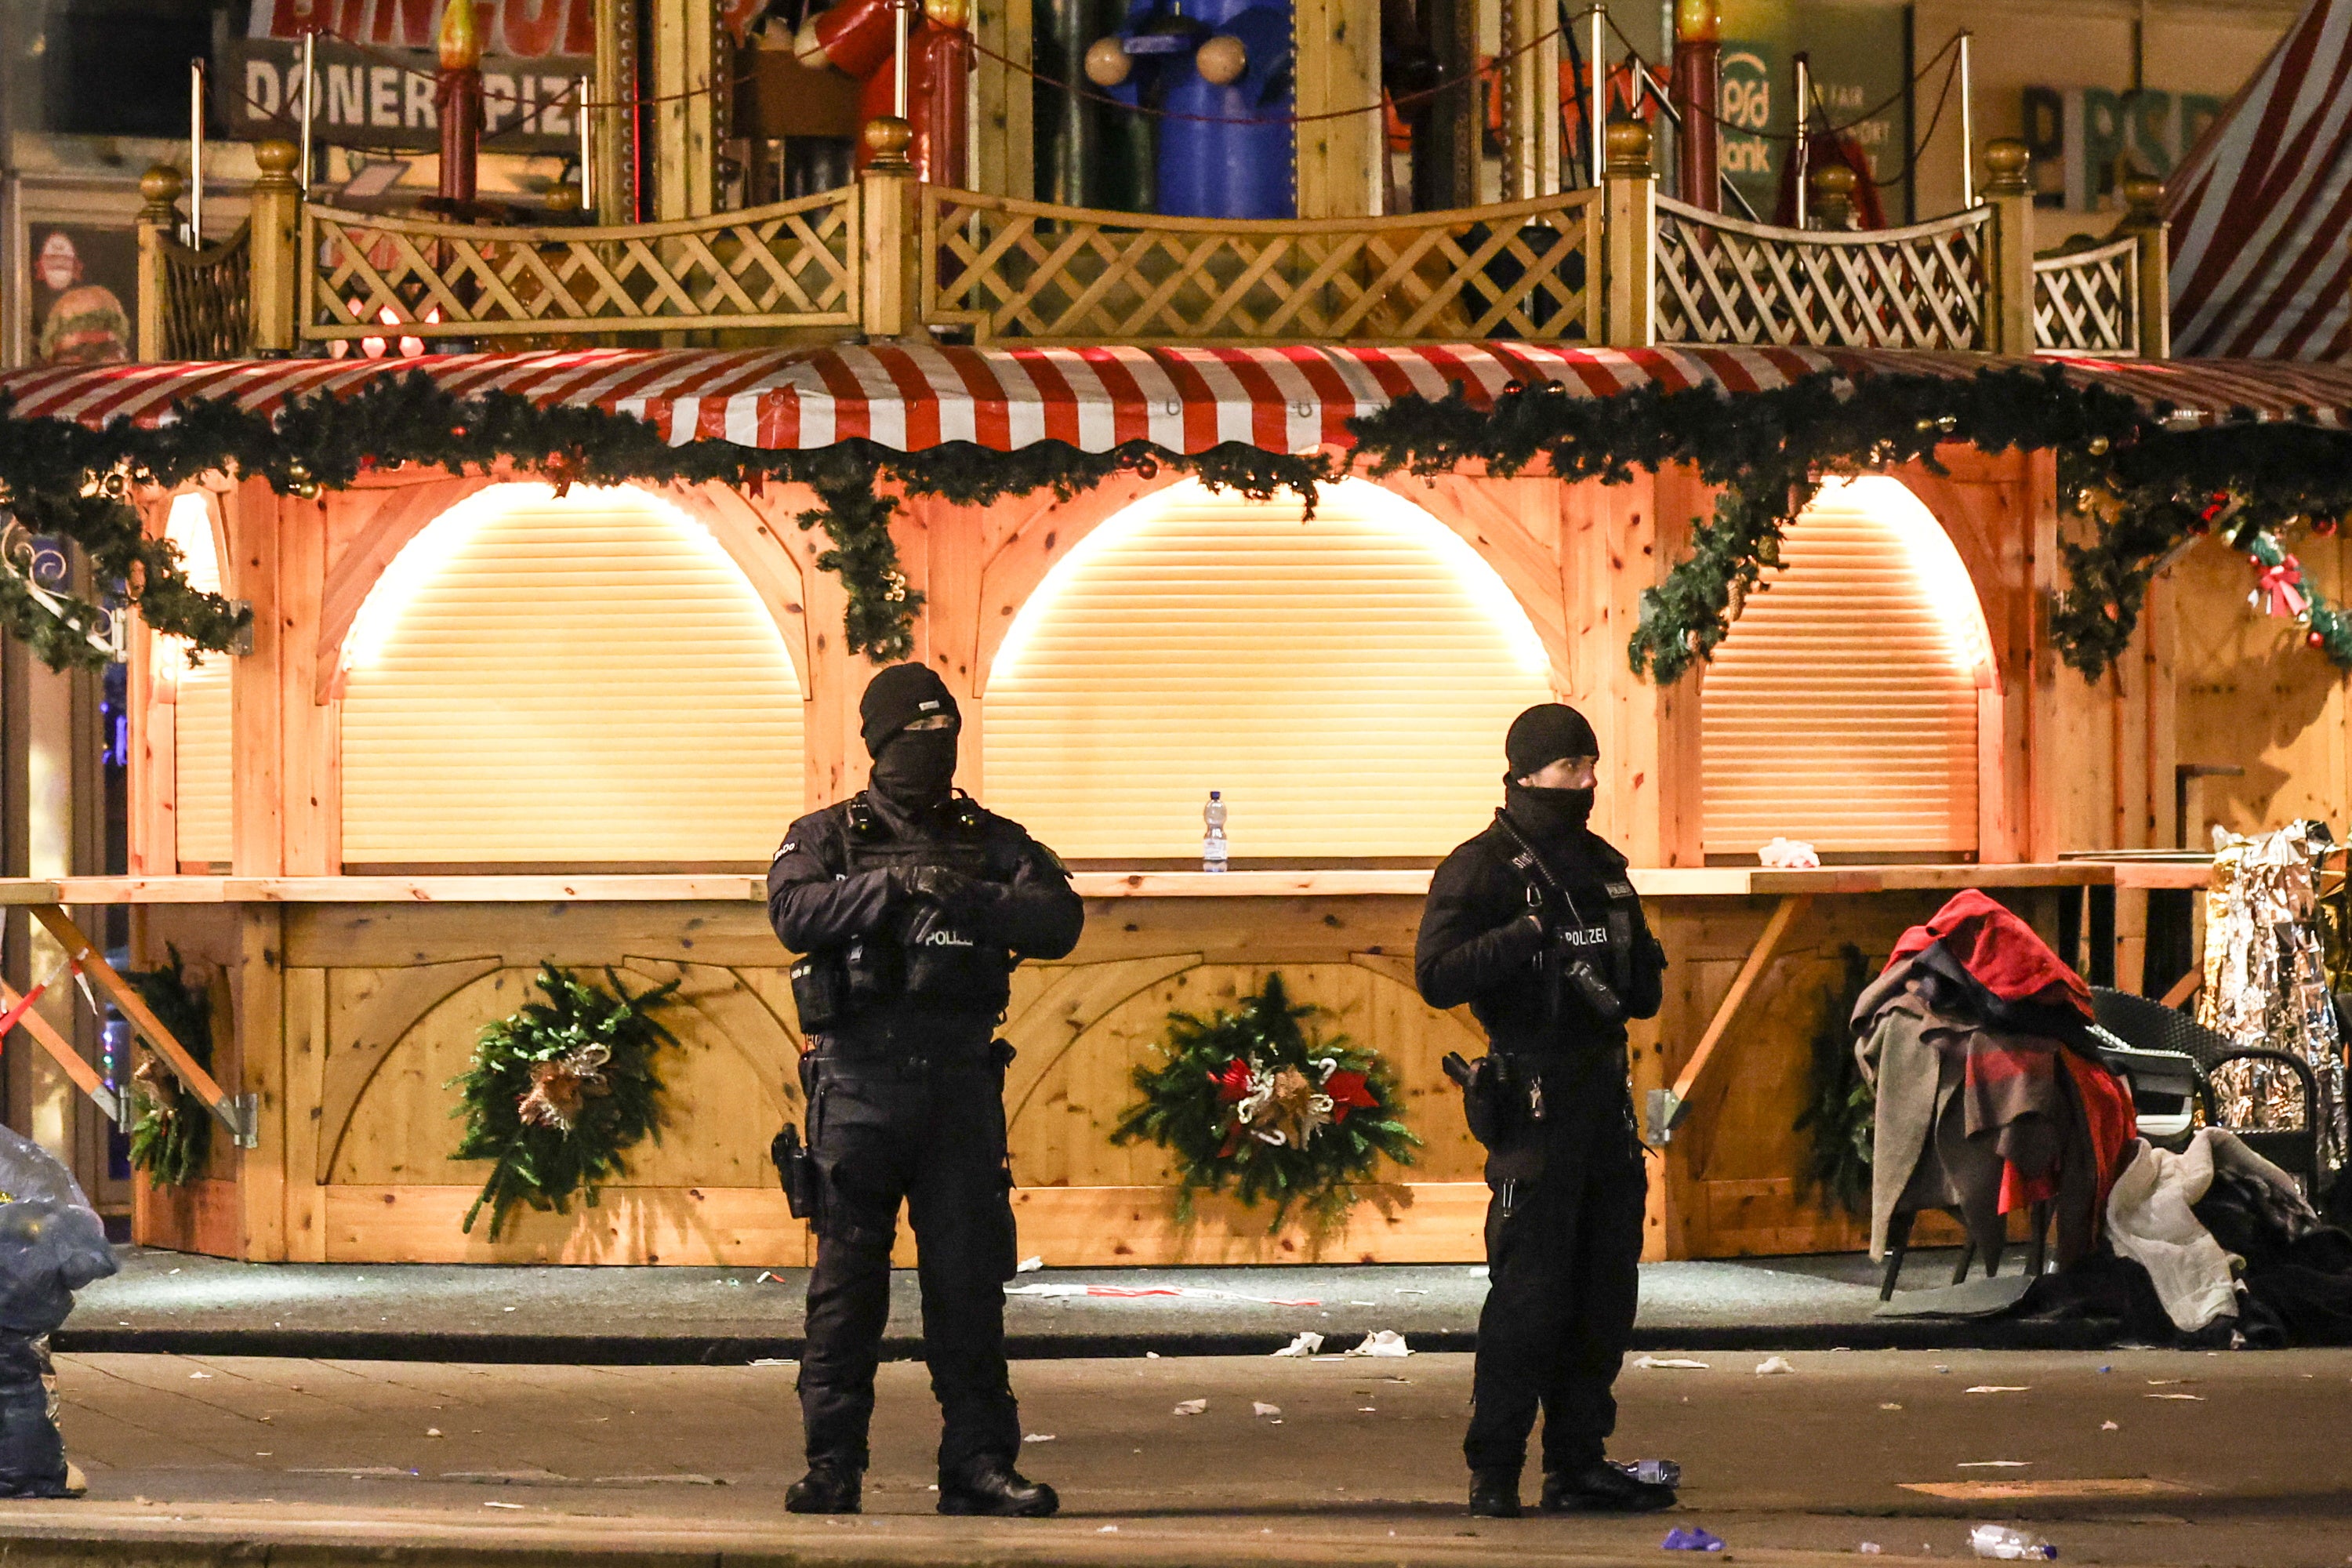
[0, 389, 2209, 1264]
[6, 78, 2341, 1267]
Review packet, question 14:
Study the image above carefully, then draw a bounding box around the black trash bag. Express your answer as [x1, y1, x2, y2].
[0, 1126, 116, 1498]
[0, 1334, 70, 1498]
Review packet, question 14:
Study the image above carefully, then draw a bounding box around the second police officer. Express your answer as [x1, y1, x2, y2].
[1414, 702, 1676, 1519]
[767, 662, 1083, 1519]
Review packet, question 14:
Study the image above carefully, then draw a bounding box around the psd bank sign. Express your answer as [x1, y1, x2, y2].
[2021, 85, 2225, 212]
[219, 0, 593, 153]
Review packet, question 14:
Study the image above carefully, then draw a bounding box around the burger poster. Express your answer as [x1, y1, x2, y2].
[31, 227, 136, 366]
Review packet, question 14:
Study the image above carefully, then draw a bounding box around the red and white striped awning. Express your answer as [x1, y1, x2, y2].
[3, 343, 2350, 456]
[2165, 0, 2352, 359]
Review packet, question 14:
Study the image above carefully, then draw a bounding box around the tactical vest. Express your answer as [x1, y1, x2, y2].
[1490, 811, 1646, 1017]
[789, 793, 1022, 1033]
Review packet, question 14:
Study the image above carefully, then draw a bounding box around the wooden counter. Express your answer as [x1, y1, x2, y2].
[1, 867, 2132, 1267]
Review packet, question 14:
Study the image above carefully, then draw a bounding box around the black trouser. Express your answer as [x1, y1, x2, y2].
[1465, 1073, 1646, 1478]
[798, 1043, 1022, 1479]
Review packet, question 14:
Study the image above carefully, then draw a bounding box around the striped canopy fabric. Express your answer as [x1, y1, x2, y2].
[3, 344, 2350, 456]
[2167, 0, 2352, 360]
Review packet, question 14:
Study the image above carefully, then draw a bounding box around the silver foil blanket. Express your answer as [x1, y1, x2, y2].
[2199, 821, 2348, 1177]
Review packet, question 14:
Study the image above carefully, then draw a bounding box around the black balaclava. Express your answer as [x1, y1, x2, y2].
[1501, 702, 1599, 843]
[861, 662, 961, 813]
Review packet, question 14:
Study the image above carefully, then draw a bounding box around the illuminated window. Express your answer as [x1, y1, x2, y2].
[985, 478, 1555, 860]
[339, 484, 803, 866]
[161, 492, 232, 868]
[1701, 476, 1992, 858]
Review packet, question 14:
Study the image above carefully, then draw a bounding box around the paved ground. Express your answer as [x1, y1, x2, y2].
[5, 1348, 2345, 1568]
[59, 1248, 2096, 1361]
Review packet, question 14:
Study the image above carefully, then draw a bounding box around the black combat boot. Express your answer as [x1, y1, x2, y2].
[1468, 1468, 1523, 1517]
[938, 1464, 1059, 1517]
[1541, 1461, 1677, 1513]
[785, 1464, 862, 1514]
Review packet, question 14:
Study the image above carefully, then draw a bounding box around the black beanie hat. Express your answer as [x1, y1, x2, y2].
[859, 662, 960, 757]
[1504, 702, 1599, 779]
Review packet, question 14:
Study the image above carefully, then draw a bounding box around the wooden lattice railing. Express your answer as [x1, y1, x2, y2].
[1653, 198, 1992, 351]
[156, 222, 253, 361]
[300, 187, 861, 341]
[2032, 235, 2140, 356]
[922, 187, 1603, 344]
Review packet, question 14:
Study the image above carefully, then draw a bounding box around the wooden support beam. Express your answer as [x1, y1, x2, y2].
[1647, 893, 1810, 1142]
[0, 979, 122, 1123]
[27, 905, 252, 1146]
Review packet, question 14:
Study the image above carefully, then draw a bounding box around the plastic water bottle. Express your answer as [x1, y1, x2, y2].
[1970, 1525, 2057, 1560]
[1202, 790, 1229, 873]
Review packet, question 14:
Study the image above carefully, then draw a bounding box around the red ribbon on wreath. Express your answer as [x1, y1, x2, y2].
[1210, 1058, 1253, 1102]
[2255, 554, 2310, 619]
[1323, 1069, 1377, 1123]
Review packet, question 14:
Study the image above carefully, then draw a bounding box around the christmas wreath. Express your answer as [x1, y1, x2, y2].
[125, 947, 214, 1188]
[1793, 945, 1875, 1220]
[1111, 974, 1417, 1232]
[449, 964, 680, 1240]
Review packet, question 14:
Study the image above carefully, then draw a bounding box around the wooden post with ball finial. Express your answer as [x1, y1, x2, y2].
[2115, 172, 2171, 358]
[134, 164, 185, 362]
[1984, 138, 2034, 354]
[248, 139, 301, 355]
[859, 115, 920, 340]
[1603, 118, 1657, 347]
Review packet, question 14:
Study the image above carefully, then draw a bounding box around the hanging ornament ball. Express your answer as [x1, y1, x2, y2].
[2087, 434, 2111, 456]
[924, 0, 970, 27]
[2318, 517, 2341, 536]
[2312, 630, 2329, 649]
[1195, 34, 1249, 85]
[1084, 37, 1133, 86]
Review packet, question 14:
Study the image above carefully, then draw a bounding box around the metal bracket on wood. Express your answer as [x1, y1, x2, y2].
[217, 1091, 260, 1149]
[1650, 893, 1811, 1145]
[27, 906, 254, 1150]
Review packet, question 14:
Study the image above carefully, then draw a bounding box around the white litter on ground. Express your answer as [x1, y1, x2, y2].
[1254, 1403, 1282, 1418]
[1344, 1330, 1411, 1358]
[1755, 1356, 1797, 1376]
[1022, 1434, 1055, 1443]
[1633, 1356, 1711, 1370]
[1173, 1399, 1207, 1416]
[1015, 1256, 1044, 1273]
[1006, 1283, 1319, 1307]
[1271, 1332, 1324, 1358]
[1965, 1386, 2031, 1394]
[1955, 1461, 2031, 1468]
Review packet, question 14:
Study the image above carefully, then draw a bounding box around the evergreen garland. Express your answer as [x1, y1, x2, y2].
[1348, 362, 2352, 683]
[1793, 944, 1875, 1221]
[1110, 973, 1419, 1233]
[448, 964, 681, 1240]
[124, 947, 215, 1189]
[16, 358, 2352, 682]
[0, 376, 1323, 670]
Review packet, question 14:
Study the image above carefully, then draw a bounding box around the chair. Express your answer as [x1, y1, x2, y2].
[2089, 985, 2323, 1194]
[2083, 1027, 2202, 1142]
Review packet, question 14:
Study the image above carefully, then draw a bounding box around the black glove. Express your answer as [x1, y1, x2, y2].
[892, 864, 982, 911]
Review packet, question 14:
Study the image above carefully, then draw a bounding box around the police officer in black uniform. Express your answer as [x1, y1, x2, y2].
[767, 662, 1083, 1519]
[1414, 702, 1675, 1519]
